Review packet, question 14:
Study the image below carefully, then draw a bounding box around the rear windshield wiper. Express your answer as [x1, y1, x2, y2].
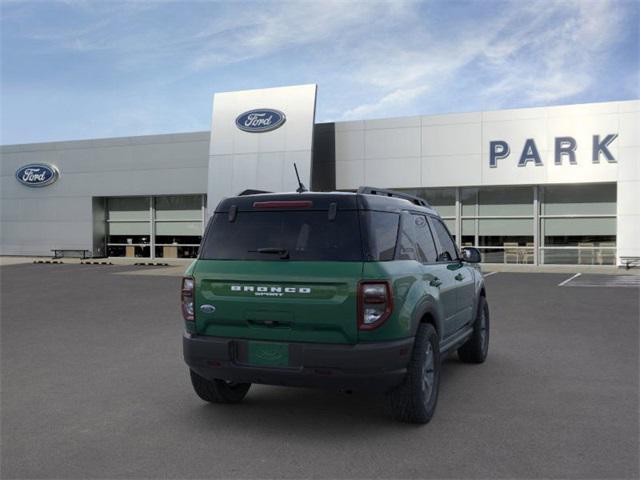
[249, 247, 290, 260]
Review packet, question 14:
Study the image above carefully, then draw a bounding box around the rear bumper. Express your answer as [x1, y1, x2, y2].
[183, 334, 413, 393]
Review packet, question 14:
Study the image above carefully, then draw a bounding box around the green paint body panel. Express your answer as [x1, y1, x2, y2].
[187, 192, 486, 348]
[359, 261, 434, 342]
[193, 260, 363, 344]
[191, 258, 481, 345]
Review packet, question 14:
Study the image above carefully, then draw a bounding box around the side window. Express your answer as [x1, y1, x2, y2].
[413, 215, 438, 263]
[429, 217, 458, 262]
[363, 211, 399, 261]
[396, 213, 418, 261]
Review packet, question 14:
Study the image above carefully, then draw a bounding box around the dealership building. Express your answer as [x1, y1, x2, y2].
[1, 84, 638, 266]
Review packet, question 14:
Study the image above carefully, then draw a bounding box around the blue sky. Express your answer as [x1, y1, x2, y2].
[1, 0, 638, 144]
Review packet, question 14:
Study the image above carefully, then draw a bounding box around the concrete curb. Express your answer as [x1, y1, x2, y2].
[481, 263, 640, 275]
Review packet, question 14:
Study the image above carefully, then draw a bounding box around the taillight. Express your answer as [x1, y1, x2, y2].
[181, 276, 195, 322]
[358, 281, 393, 330]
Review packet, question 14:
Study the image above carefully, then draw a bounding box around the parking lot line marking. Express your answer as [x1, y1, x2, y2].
[483, 271, 498, 277]
[563, 275, 640, 288]
[558, 272, 581, 286]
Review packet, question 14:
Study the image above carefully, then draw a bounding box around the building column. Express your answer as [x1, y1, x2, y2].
[455, 187, 461, 247]
[201, 194, 207, 234]
[533, 185, 539, 266]
[149, 196, 156, 260]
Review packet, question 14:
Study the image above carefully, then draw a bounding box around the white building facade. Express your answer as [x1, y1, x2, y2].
[1, 84, 638, 266]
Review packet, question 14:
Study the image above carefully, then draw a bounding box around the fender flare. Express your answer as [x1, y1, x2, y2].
[410, 300, 444, 339]
[472, 275, 487, 320]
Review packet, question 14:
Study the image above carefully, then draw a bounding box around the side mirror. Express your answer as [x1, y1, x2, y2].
[462, 247, 481, 263]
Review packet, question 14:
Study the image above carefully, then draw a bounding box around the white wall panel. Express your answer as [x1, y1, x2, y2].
[255, 152, 285, 192]
[0, 197, 91, 222]
[422, 154, 481, 187]
[208, 154, 234, 202]
[616, 212, 640, 259]
[207, 84, 317, 211]
[1, 131, 209, 256]
[334, 120, 364, 131]
[365, 127, 420, 159]
[365, 157, 420, 188]
[335, 129, 364, 161]
[422, 123, 480, 156]
[335, 160, 364, 190]
[619, 112, 640, 147]
[616, 102, 640, 263]
[617, 146, 640, 182]
[231, 153, 258, 194]
[619, 100, 640, 113]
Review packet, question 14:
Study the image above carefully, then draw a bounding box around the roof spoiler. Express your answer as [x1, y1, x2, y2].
[357, 186, 430, 208]
[237, 189, 272, 196]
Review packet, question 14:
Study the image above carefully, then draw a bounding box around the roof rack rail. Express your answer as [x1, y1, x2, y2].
[357, 186, 430, 208]
[238, 189, 272, 196]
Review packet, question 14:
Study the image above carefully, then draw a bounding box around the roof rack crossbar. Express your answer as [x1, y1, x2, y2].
[357, 186, 430, 208]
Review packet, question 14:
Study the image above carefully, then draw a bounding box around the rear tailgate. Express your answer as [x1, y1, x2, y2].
[194, 260, 362, 344]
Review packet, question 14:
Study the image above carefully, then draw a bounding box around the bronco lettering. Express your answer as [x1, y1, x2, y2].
[230, 285, 311, 295]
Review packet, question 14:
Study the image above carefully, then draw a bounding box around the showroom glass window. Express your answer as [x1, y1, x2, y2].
[106, 197, 151, 258]
[106, 194, 205, 259]
[155, 195, 203, 259]
[461, 186, 534, 264]
[540, 184, 616, 265]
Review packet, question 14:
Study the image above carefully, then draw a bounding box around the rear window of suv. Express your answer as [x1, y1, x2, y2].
[200, 211, 363, 261]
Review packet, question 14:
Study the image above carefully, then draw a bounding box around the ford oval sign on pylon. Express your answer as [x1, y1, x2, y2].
[15, 164, 60, 187]
[235, 109, 286, 133]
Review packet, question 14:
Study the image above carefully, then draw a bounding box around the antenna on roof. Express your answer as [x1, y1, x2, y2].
[293, 163, 308, 193]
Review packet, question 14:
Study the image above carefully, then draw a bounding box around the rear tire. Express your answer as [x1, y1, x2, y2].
[386, 323, 440, 424]
[189, 370, 251, 404]
[458, 296, 490, 364]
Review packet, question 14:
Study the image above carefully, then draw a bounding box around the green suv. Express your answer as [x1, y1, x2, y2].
[182, 187, 489, 423]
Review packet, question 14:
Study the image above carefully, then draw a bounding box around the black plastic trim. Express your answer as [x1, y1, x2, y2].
[183, 334, 414, 392]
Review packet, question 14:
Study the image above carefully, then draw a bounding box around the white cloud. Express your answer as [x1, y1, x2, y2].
[338, 0, 632, 118]
[342, 85, 429, 119]
[1, 0, 635, 143]
[477, 0, 627, 105]
[187, 1, 413, 71]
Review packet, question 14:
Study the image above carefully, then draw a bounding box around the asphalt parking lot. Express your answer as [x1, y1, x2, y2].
[1, 263, 638, 479]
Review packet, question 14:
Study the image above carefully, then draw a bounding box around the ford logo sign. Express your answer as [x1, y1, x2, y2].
[235, 109, 286, 133]
[15, 163, 60, 187]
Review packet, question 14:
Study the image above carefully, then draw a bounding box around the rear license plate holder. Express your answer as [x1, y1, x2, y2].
[247, 341, 290, 367]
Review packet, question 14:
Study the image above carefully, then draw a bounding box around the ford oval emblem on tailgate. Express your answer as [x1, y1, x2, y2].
[200, 304, 216, 314]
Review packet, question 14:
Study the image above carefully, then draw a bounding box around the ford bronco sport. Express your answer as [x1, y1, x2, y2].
[182, 187, 489, 423]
